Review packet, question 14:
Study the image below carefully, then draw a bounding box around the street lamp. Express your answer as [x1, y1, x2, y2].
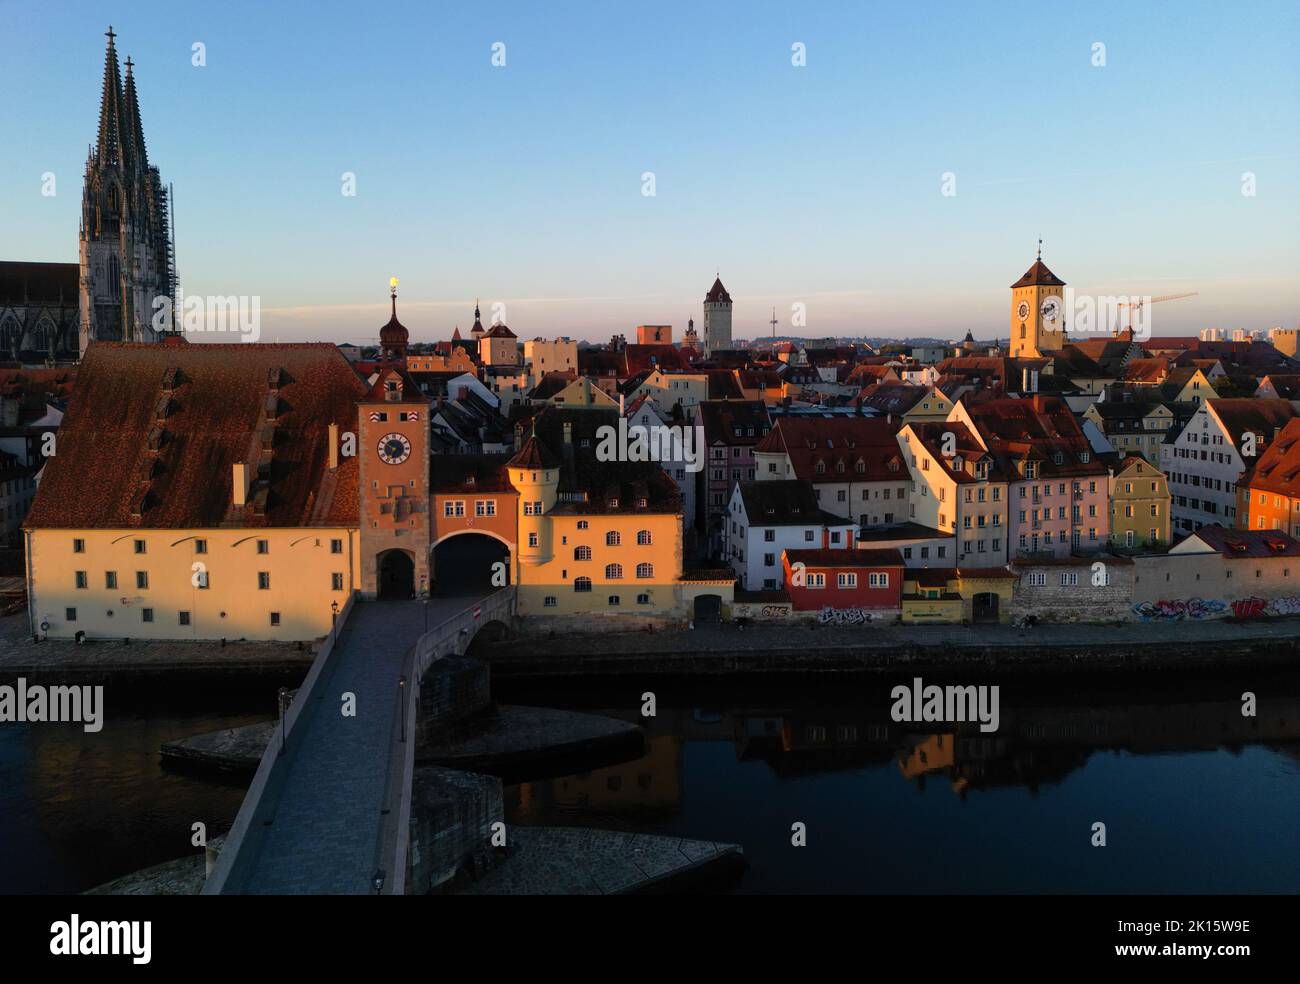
[398, 675, 407, 743]
[330, 599, 339, 638]
[277, 687, 290, 755]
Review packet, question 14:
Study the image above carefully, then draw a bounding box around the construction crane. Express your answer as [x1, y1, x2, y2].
[1112, 291, 1198, 335]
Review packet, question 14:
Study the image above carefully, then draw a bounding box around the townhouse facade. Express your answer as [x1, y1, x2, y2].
[896, 421, 1010, 567]
[1161, 398, 1296, 534]
[1109, 455, 1171, 549]
[725, 480, 854, 591]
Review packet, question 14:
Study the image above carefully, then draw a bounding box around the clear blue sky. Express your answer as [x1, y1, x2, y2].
[2, 0, 1297, 344]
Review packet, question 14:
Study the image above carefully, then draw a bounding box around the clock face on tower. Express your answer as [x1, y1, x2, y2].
[1016, 300, 1030, 322]
[377, 432, 412, 465]
[1040, 296, 1062, 324]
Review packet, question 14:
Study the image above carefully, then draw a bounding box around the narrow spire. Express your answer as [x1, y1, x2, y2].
[121, 54, 148, 172]
[96, 26, 128, 167]
[1037, 236, 1043, 260]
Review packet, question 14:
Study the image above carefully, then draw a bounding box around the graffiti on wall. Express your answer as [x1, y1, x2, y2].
[1228, 596, 1300, 619]
[731, 602, 792, 620]
[1132, 598, 1227, 622]
[818, 607, 881, 625]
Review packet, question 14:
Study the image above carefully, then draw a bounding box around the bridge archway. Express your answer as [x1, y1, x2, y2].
[464, 618, 512, 657]
[431, 531, 511, 598]
[377, 549, 416, 599]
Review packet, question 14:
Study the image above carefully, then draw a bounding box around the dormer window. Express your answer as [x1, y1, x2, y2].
[1052, 452, 1064, 465]
[608, 498, 619, 509]
[855, 461, 866, 474]
[836, 461, 845, 474]
[815, 461, 826, 474]
[1079, 451, 1091, 463]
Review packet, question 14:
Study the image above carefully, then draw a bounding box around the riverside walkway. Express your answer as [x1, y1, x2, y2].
[204, 589, 514, 895]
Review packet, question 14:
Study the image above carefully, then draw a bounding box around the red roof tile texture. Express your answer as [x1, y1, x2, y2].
[25, 343, 368, 530]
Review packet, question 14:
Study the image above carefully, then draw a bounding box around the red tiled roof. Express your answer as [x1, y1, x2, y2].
[759, 416, 906, 483]
[1010, 259, 1066, 288]
[705, 277, 731, 303]
[1184, 524, 1300, 558]
[1208, 398, 1296, 449]
[507, 434, 561, 469]
[785, 547, 903, 568]
[25, 343, 367, 529]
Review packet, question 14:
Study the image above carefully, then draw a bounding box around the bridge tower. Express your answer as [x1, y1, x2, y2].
[358, 352, 431, 598]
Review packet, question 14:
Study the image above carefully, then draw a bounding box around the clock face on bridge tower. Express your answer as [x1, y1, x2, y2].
[377, 432, 412, 465]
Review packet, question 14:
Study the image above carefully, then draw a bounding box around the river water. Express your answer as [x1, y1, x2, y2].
[2, 669, 1297, 894]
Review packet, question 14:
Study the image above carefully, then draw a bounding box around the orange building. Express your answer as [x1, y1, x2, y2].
[1236, 417, 1300, 536]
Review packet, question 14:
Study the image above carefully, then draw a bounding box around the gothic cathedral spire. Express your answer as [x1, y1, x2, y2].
[80, 27, 175, 355]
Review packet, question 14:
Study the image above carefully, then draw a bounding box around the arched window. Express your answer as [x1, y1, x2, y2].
[636, 530, 652, 545]
[815, 461, 826, 474]
[574, 546, 591, 561]
[606, 531, 621, 546]
[605, 563, 623, 579]
[574, 577, 592, 593]
[636, 563, 654, 579]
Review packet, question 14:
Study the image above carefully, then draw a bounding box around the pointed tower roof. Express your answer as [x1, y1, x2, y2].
[379, 282, 409, 354]
[471, 299, 485, 335]
[95, 27, 129, 167]
[121, 55, 148, 172]
[705, 277, 731, 303]
[509, 433, 561, 470]
[1011, 259, 1066, 288]
[452, 325, 462, 341]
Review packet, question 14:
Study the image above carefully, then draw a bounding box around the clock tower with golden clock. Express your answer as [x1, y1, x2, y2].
[1009, 243, 1067, 358]
[358, 282, 431, 599]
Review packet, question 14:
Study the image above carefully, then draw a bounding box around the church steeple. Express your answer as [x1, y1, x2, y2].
[121, 55, 148, 173]
[96, 27, 129, 168]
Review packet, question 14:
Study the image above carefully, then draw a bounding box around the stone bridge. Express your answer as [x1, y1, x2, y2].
[203, 587, 516, 894]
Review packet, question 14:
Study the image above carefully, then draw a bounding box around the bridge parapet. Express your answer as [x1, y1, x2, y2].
[202, 591, 360, 895]
[384, 586, 516, 894]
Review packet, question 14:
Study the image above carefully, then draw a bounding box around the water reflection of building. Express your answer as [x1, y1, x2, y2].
[739, 692, 1300, 793]
[507, 689, 1300, 816]
[506, 735, 683, 825]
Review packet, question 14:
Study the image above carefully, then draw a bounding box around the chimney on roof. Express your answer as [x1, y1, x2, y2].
[233, 462, 249, 506]
[328, 423, 339, 471]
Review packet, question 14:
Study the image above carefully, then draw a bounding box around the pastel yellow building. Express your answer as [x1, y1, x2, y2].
[507, 408, 730, 622]
[30, 527, 360, 640]
[1109, 455, 1171, 549]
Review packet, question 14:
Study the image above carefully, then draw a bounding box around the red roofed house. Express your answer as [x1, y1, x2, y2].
[896, 420, 1011, 566]
[953, 395, 1110, 558]
[782, 548, 903, 619]
[753, 416, 912, 528]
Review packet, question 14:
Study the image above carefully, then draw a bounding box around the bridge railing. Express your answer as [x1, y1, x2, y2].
[202, 591, 360, 895]
[376, 586, 516, 895]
